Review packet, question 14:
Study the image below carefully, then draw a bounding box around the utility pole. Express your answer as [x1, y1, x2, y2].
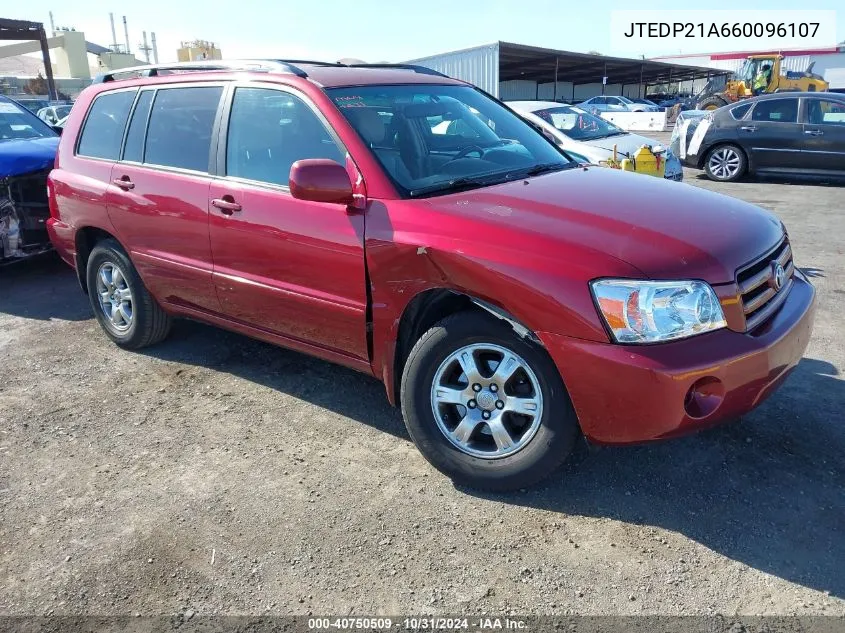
[139, 31, 152, 63]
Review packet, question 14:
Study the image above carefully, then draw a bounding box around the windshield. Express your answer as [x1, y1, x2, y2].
[531, 105, 626, 141]
[328, 85, 572, 197]
[0, 99, 56, 141]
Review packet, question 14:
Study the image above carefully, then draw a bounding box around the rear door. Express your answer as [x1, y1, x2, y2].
[742, 97, 804, 170]
[106, 84, 224, 314]
[801, 97, 845, 172]
[207, 84, 369, 361]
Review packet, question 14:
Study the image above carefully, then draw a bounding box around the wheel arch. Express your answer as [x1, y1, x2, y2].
[74, 226, 125, 294]
[388, 288, 542, 406]
[698, 140, 749, 171]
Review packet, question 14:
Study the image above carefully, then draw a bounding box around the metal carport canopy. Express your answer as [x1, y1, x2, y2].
[497, 41, 724, 85]
[0, 17, 57, 99]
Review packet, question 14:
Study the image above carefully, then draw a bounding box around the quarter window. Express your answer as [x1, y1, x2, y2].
[77, 90, 136, 160]
[144, 87, 223, 172]
[226, 87, 343, 186]
[750, 98, 798, 123]
[729, 103, 753, 120]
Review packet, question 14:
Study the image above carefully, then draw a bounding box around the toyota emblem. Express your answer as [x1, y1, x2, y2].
[771, 261, 786, 291]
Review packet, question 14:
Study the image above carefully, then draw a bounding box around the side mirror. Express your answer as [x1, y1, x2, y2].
[289, 159, 353, 205]
[51, 125, 63, 136]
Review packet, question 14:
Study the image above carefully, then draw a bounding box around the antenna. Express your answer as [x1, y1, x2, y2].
[123, 16, 131, 55]
[109, 13, 119, 53]
[139, 31, 152, 63]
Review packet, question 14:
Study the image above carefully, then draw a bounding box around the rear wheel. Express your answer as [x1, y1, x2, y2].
[400, 312, 579, 491]
[704, 144, 747, 182]
[86, 238, 171, 349]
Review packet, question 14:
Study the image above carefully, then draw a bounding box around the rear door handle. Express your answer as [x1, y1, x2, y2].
[112, 176, 134, 190]
[804, 129, 824, 136]
[211, 197, 242, 215]
[740, 125, 757, 132]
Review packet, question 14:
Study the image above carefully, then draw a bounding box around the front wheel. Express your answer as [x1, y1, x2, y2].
[400, 312, 580, 491]
[704, 144, 747, 182]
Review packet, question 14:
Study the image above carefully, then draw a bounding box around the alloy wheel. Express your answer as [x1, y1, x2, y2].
[96, 262, 134, 332]
[708, 147, 741, 180]
[430, 343, 544, 459]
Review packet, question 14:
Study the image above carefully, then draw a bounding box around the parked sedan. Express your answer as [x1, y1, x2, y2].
[579, 95, 660, 113]
[37, 104, 73, 126]
[678, 92, 845, 182]
[507, 101, 683, 181]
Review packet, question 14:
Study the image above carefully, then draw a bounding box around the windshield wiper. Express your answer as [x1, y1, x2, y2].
[408, 176, 497, 198]
[522, 162, 572, 177]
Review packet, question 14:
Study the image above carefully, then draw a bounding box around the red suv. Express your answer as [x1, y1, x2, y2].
[47, 60, 816, 490]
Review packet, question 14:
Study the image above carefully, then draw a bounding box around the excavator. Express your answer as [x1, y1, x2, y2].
[695, 54, 829, 111]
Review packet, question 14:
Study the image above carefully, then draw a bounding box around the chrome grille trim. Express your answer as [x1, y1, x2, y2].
[736, 238, 794, 331]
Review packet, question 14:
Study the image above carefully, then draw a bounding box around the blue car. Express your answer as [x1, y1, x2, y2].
[0, 95, 60, 264]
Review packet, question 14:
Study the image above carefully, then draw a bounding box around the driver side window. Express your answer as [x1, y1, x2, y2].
[226, 87, 344, 186]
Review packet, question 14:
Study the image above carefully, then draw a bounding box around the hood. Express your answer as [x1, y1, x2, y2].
[423, 166, 783, 284]
[581, 132, 667, 155]
[0, 137, 59, 178]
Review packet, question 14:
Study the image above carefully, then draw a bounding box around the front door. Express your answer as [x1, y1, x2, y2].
[208, 85, 369, 361]
[743, 97, 804, 170]
[106, 85, 224, 314]
[801, 97, 845, 172]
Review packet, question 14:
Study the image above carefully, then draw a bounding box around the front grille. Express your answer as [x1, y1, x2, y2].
[737, 238, 794, 331]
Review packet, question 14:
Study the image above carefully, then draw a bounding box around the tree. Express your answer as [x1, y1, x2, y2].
[22, 73, 69, 100]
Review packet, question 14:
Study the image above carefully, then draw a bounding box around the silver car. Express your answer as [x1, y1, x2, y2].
[578, 95, 660, 113]
[507, 101, 684, 182]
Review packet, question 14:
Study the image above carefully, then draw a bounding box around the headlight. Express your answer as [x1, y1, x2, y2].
[591, 279, 726, 344]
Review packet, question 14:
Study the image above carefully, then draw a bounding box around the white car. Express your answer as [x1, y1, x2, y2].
[36, 104, 73, 126]
[506, 101, 684, 182]
[578, 95, 660, 113]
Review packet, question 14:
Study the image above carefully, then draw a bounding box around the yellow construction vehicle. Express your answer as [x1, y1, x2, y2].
[695, 54, 829, 111]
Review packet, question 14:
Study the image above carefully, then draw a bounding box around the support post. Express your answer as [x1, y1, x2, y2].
[602, 61, 607, 95]
[38, 28, 57, 100]
[639, 64, 644, 98]
[553, 56, 559, 102]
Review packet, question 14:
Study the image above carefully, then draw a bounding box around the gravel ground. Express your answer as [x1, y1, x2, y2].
[1, 153, 843, 618]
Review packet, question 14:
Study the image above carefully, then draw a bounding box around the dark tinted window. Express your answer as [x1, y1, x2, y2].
[806, 99, 845, 126]
[144, 87, 222, 171]
[122, 90, 153, 162]
[751, 98, 798, 123]
[77, 90, 136, 159]
[226, 88, 343, 186]
[729, 103, 753, 120]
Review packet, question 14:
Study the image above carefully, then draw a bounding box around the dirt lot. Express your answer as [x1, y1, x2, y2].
[1, 154, 843, 618]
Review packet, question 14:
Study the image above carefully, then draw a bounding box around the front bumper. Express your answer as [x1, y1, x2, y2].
[539, 273, 816, 444]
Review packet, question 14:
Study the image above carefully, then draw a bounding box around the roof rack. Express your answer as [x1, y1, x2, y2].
[92, 59, 310, 83]
[346, 63, 448, 77]
[92, 59, 451, 84]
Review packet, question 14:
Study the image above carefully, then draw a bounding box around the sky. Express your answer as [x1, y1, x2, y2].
[4, 0, 843, 65]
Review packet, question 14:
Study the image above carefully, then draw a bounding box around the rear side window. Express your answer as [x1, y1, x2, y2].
[750, 98, 798, 123]
[729, 103, 752, 120]
[122, 90, 154, 163]
[144, 87, 223, 172]
[77, 90, 136, 160]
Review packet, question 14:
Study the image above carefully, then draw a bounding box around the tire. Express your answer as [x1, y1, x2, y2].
[704, 144, 747, 182]
[697, 95, 729, 111]
[400, 311, 580, 491]
[86, 238, 171, 349]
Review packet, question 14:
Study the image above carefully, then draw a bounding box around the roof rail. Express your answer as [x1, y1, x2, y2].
[346, 63, 448, 77]
[92, 59, 309, 84]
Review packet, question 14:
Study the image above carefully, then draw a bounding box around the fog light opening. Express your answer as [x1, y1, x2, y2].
[684, 376, 725, 419]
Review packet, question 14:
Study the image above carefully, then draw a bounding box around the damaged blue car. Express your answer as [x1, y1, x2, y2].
[1, 95, 60, 264]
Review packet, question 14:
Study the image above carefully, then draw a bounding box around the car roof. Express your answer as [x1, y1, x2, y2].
[744, 91, 845, 101]
[91, 60, 467, 90]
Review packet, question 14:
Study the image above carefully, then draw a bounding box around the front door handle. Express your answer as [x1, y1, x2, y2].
[112, 176, 135, 190]
[211, 196, 242, 215]
[740, 125, 757, 132]
[804, 129, 824, 136]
